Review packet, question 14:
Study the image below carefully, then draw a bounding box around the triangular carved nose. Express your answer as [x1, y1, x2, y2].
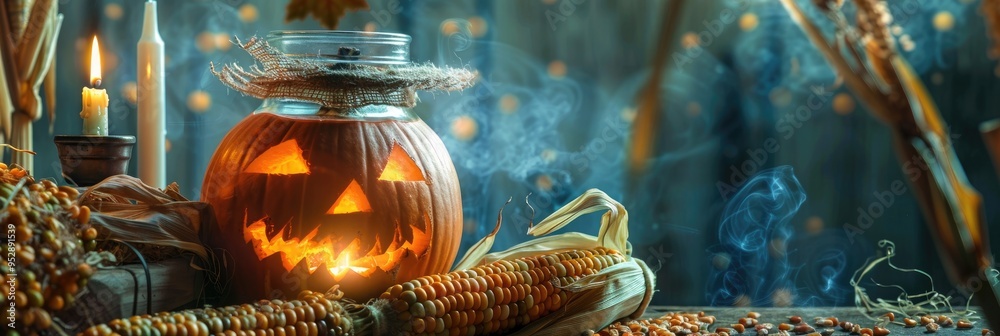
[328, 179, 372, 214]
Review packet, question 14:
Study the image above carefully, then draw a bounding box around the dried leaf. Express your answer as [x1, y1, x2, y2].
[894, 56, 986, 271]
[285, 0, 369, 29]
[79, 175, 214, 262]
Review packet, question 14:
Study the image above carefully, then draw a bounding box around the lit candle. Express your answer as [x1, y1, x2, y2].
[138, 0, 166, 188]
[81, 36, 108, 136]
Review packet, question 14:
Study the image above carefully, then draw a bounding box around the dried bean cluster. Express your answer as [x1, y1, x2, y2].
[1, 164, 96, 335]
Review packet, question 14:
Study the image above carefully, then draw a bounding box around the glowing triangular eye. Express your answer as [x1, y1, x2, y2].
[328, 179, 373, 214]
[378, 143, 425, 182]
[244, 139, 310, 175]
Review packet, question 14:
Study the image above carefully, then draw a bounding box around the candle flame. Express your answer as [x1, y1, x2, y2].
[90, 36, 101, 87]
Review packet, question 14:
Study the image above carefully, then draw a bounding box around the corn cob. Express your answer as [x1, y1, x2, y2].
[853, 0, 904, 103]
[83, 247, 627, 336]
[80, 290, 355, 336]
[370, 246, 627, 335]
[854, 0, 894, 56]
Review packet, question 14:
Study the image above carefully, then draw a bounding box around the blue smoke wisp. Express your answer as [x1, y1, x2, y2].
[708, 165, 806, 306]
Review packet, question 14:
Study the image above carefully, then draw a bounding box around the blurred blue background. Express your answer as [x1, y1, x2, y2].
[8, 0, 1000, 306]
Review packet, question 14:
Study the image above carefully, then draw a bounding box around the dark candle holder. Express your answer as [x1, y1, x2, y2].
[53, 135, 135, 187]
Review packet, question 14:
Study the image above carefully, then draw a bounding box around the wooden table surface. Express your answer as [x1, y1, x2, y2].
[642, 307, 990, 335]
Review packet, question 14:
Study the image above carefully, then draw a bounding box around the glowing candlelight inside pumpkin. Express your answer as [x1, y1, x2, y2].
[243, 214, 432, 281]
[329, 251, 370, 281]
[328, 180, 372, 214]
[378, 143, 426, 182]
[81, 36, 109, 136]
[243, 139, 310, 175]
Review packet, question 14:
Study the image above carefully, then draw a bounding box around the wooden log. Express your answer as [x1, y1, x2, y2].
[54, 258, 204, 333]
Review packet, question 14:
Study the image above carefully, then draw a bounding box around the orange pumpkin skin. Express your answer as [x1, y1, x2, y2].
[202, 112, 462, 302]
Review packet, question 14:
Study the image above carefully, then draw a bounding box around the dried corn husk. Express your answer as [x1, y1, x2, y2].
[16, 0, 54, 83]
[1, 0, 61, 171]
[79, 175, 217, 270]
[6, 0, 32, 42]
[0, 53, 12, 140]
[454, 189, 655, 335]
[19, 5, 59, 124]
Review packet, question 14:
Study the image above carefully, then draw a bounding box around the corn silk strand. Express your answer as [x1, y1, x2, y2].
[852, 240, 978, 324]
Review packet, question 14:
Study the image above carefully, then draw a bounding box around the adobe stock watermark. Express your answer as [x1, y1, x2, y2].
[842, 179, 909, 244]
[643, 245, 674, 269]
[716, 85, 833, 200]
[570, 113, 630, 174]
[210, 0, 247, 22]
[674, 0, 751, 69]
[5, 223, 16, 330]
[944, 265, 1000, 309]
[546, 0, 588, 31]
[882, 0, 925, 26]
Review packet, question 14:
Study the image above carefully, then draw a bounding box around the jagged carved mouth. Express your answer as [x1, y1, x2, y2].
[243, 214, 431, 281]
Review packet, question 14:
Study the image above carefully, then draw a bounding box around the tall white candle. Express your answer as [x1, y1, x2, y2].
[81, 36, 108, 136]
[138, 0, 166, 188]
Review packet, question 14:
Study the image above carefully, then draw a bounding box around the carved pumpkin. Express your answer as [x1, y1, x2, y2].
[202, 112, 462, 302]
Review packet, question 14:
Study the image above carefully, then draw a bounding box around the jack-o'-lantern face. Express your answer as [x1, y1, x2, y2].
[240, 140, 432, 281]
[202, 115, 463, 302]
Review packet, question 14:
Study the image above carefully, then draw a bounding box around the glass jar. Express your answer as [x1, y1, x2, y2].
[202, 31, 464, 303]
[258, 30, 415, 119]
